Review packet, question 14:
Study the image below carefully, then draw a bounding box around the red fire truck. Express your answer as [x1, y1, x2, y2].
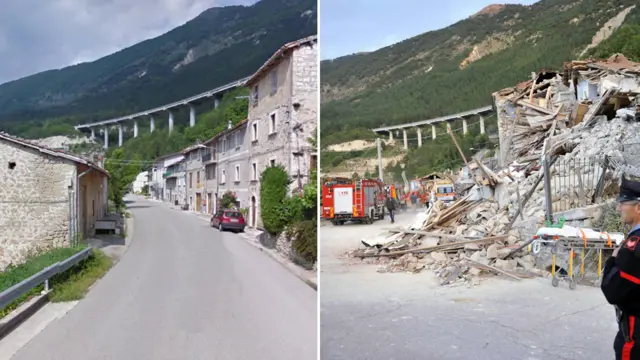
[322, 178, 385, 225]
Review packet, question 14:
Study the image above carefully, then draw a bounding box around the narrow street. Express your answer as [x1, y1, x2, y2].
[320, 210, 616, 360]
[11, 196, 317, 360]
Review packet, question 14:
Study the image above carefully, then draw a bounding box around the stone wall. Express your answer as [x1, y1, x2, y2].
[0, 140, 76, 269]
[290, 41, 318, 187]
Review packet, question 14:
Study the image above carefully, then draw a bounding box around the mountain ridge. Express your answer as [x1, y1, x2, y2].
[320, 0, 640, 146]
[0, 0, 317, 138]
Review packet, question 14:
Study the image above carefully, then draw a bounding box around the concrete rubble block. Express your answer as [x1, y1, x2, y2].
[464, 243, 481, 251]
[469, 267, 483, 276]
[486, 243, 501, 259]
[455, 225, 468, 236]
[507, 234, 520, 245]
[516, 256, 535, 270]
[497, 248, 512, 258]
[495, 258, 518, 271]
[430, 251, 449, 263]
[363, 247, 379, 256]
[424, 257, 436, 265]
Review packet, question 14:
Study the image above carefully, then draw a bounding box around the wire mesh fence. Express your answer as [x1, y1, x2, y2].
[546, 156, 610, 213]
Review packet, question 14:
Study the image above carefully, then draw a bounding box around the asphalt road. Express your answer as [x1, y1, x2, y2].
[320, 211, 616, 360]
[12, 197, 317, 360]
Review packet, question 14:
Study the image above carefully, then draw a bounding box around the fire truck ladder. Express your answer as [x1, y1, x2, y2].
[354, 180, 371, 224]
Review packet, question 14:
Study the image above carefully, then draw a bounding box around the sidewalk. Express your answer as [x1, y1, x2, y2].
[161, 200, 318, 290]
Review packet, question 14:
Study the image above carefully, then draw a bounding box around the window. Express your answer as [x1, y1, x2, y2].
[252, 162, 257, 180]
[310, 155, 317, 175]
[269, 112, 277, 134]
[197, 171, 200, 184]
[206, 164, 216, 180]
[252, 123, 258, 141]
[221, 170, 226, 184]
[252, 85, 259, 105]
[222, 138, 227, 152]
[270, 70, 277, 94]
[235, 165, 240, 182]
[189, 173, 193, 188]
[269, 158, 276, 167]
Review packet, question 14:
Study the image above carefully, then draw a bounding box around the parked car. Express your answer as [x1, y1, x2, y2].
[210, 209, 245, 232]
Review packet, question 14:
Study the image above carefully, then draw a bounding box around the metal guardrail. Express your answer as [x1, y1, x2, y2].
[0, 247, 92, 309]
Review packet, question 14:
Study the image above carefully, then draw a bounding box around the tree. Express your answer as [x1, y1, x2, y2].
[260, 165, 291, 234]
[104, 148, 141, 212]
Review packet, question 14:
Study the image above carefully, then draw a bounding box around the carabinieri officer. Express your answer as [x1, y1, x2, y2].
[602, 175, 640, 360]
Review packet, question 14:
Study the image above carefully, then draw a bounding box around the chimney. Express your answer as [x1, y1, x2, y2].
[228, 120, 232, 129]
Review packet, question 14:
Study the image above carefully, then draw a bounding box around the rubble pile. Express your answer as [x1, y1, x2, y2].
[350, 54, 640, 286]
[350, 196, 541, 285]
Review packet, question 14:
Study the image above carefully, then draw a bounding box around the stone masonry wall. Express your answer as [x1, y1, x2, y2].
[290, 40, 318, 187]
[0, 140, 75, 270]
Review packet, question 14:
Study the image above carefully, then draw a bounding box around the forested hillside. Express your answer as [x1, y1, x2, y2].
[112, 88, 249, 164]
[0, 0, 317, 139]
[320, 0, 640, 146]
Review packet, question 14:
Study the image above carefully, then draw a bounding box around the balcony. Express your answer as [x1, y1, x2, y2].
[202, 151, 217, 165]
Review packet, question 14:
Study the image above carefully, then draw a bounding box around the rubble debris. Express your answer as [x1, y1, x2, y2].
[350, 54, 640, 286]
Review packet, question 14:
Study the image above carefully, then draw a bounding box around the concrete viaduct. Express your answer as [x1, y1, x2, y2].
[75, 76, 250, 148]
[372, 105, 494, 150]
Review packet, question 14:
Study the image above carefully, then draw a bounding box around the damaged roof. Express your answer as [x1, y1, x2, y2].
[0, 132, 110, 178]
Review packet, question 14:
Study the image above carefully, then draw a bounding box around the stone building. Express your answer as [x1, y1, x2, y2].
[0, 132, 109, 269]
[202, 136, 218, 215]
[149, 152, 183, 203]
[183, 145, 207, 213]
[245, 35, 318, 227]
[163, 158, 186, 207]
[214, 120, 255, 223]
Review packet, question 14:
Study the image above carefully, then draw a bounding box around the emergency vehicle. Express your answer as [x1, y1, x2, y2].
[322, 178, 385, 225]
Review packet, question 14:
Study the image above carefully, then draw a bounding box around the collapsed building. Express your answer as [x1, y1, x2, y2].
[350, 54, 640, 286]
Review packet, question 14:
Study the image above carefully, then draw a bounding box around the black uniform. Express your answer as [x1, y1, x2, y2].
[385, 197, 396, 224]
[602, 176, 640, 360]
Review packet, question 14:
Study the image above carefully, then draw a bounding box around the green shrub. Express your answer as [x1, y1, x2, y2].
[284, 196, 304, 224]
[287, 220, 317, 266]
[220, 191, 238, 209]
[593, 202, 629, 234]
[260, 165, 291, 234]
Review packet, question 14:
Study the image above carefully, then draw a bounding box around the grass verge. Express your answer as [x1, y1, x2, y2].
[0, 247, 113, 318]
[49, 250, 113, 302]
[0, 247, 86, 318]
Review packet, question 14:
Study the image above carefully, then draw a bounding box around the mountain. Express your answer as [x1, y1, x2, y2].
[0, 0, 317, 138]
[320, 0, 640, 146]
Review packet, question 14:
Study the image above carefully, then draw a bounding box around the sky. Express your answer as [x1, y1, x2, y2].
[0, 0, 258, 85]
[320, 0, 540, 60]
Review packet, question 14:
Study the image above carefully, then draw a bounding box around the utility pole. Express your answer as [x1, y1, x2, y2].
[377, 138, 384, 182]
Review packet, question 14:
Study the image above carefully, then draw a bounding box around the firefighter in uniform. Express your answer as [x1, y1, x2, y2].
[602, 175, 640, 360]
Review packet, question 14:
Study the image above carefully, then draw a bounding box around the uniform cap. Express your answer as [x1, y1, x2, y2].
[617, 175, 640, 203]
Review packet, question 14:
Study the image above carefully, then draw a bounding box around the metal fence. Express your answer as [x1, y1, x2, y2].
[544, 155, 611, 215]
[0, 247, 92, 310]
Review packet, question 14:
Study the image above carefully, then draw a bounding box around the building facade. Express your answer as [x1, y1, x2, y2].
[163, 158, 186, 206]
[215, 120, 256, 223]
[201, 136, 218, 215]
[0, 132, 109, 270]
[245, 35, 318, 227]
[182, 145, 206, 212]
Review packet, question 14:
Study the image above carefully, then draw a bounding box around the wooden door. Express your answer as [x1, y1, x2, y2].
[195, 193, 202, 212]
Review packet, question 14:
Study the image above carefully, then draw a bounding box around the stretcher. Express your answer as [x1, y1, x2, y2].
[529, 226, 624, 289]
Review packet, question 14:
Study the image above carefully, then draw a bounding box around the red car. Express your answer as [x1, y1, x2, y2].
[210, 209, 246, 232]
